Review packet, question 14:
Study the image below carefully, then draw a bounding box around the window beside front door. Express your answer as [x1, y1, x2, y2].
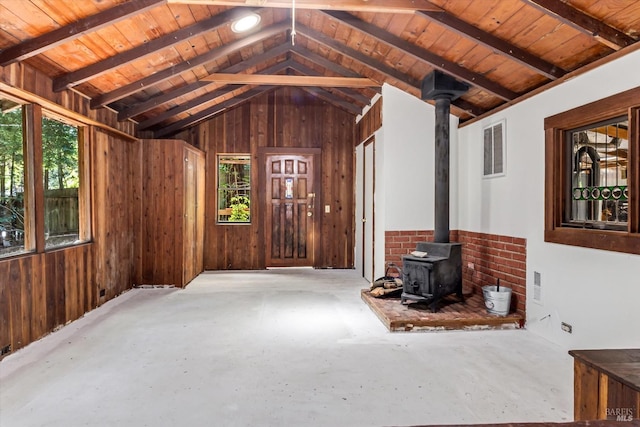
[217, 154, 251, 223]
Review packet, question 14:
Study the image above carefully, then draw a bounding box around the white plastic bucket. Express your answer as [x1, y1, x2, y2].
[482, 285, 512, 316]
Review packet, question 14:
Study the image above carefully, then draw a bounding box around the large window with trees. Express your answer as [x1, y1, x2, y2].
[545, 87, 639, 255]
[42, 115, 83, 248]
[0, 98, 25, 257]
[217, 155, 251, 223]
[0, 94, 90, 259]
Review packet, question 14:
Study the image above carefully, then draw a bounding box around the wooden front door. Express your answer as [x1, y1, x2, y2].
[265, 154, 317, 267]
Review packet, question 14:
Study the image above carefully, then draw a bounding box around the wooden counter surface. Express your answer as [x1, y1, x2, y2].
[569, 349, 640, 391]
[569, 348, 639, 421]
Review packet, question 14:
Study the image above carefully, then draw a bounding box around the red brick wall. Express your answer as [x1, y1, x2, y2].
[385, 230, 433, 266]
[384, 230, 526, 316]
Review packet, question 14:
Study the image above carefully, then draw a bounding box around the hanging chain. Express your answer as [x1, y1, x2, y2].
[291, 0, 296, 46]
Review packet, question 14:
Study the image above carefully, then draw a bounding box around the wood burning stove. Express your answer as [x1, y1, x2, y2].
[399, 71, 469, 312]
[401, 242, 463, 312]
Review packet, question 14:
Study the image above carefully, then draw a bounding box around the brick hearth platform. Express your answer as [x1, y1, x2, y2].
[361, 289, 524, 332]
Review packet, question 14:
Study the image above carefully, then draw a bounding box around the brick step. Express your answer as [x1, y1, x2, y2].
[361, 288, 524, 332]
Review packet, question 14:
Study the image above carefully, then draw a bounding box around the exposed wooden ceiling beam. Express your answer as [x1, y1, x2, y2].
[300, 86, 362, 115]
[297, 24, 421, 86]
[416, 10, 566, 80]
[322, 10, 518, 101]
[201, 73, 379, 87]
[90, 22, 289, 108]
[0, 0, 165, 66]
[290, 44, 379, 97]
[140, 52, 373, 131]
[166, 0, 442, 13]
[291, 45, 359, 77]
[154, 86, 278, 138]
[54, 7, 259, 92]
[297, 24, 485, 117]
[522, 0, 636, 51]
[139, 61, 289, 130]
[118, 42, 292, 121]
[153, 79, 363, 137]
[286, 60, 371, 106]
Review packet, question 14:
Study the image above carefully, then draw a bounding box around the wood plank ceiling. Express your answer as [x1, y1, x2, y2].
[0, 0, 639, 138]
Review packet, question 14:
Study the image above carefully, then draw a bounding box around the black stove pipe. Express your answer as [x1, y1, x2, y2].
[421, 71, 469, 244]
[433, 96, 451, 243]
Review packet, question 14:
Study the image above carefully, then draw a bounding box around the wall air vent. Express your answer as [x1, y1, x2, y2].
[533, 271, 542, 303]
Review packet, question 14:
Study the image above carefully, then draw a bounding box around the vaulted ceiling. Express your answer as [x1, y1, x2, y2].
[1, 0, 639, 138]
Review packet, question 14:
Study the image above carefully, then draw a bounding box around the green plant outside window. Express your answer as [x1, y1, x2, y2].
[218, 155, 251, 223]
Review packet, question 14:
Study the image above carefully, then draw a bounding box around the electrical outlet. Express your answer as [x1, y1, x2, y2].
[561, 322, 572, 334]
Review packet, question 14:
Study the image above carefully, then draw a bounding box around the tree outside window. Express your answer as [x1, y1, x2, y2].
[42, 116, 81, 248]
[0, 101, 25, 257]
[218, 155, 251, 223]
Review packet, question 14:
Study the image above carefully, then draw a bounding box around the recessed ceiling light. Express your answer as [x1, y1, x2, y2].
[231, 13, 261, 33]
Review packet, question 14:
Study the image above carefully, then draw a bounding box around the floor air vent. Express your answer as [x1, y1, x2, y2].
[1, 344, 11, 356]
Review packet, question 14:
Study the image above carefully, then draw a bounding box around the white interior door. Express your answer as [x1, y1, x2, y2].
[354, 144, 364, 277]
[363, 139, 375, 282]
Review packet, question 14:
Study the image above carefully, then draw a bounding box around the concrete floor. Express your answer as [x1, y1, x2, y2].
[0, 268, 573, 427]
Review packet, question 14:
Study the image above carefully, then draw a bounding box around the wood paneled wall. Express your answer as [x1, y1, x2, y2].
[357, 97, 382, 144]
[92, 130, 142, 300]
[0, 64, 140, 357]
[137, 139, 204, 287]
[178, 87, 356, 270]
[0, 131, 142, 356]
[0, 246, 93, 354]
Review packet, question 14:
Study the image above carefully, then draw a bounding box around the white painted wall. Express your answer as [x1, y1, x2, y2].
[457, 49, 640, 350]
[355, 84, 462, 279]
[380, 84, 460, 233]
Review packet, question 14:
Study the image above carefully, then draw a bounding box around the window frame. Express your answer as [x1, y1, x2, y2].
[544, 86, 639, 255]
[216, 153, 251, 225]
[0, 98, 91, 259]
[40, 111, 90, 249]
[0, 97, 29, 258]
